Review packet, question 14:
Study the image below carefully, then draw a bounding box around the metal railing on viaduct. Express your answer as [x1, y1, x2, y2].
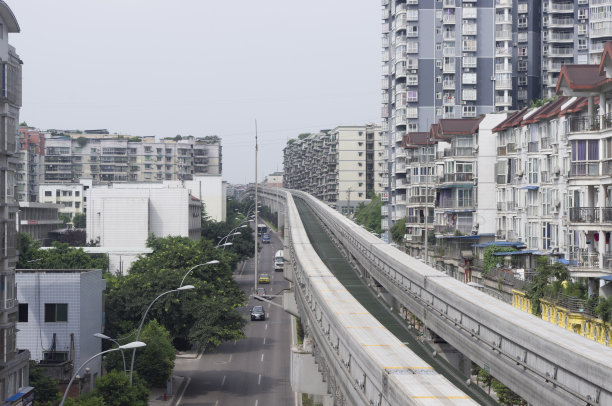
[255, 187, 612, 406]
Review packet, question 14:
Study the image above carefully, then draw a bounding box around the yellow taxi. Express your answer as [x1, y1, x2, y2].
[258, 273, 270, 284]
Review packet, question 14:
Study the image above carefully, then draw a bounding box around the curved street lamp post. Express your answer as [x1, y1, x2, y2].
[60, 341, 146, 406]
[129, 285, 195, 385]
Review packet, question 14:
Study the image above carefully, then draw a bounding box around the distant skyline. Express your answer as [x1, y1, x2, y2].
[8, 0, 381, 183]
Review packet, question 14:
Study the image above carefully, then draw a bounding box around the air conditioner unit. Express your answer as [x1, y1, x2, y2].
[516, 169, 524, 177]
[490, 76, 496, 81]
[464, 68, 470, 72]
[473, 144, 479, 152]
[554, 199, 561, 208]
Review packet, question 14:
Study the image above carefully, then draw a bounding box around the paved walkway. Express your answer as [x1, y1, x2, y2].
[148, 349, 199, 405]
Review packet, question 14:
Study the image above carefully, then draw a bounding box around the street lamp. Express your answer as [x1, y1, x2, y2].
[129, 286, 195, 385]
[179, 260, 219, 288]
[60, 341, 146, 406]
[93, 333, 127, 375]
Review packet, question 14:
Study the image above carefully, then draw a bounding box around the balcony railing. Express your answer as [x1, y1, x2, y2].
[527, 141, 539, 152]
[570, 207, 601, 223]
[568, 251, 600, 269]
[443, 173, 473, 182]
[435, 224, 472, 235]
[570, 161, 600, 177]
[569, 114, 612, 132]
[408, 195, 435, 203]
[439, 147, 475, 157]
[438, 198, 474, 209]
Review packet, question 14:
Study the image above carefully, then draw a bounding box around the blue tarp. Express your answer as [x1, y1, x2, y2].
[437, 233, 495, 240]
[521, 185, 539, 190]
[556, 258, 570, 265]
[491, 250, 545, 256]
[599, 275, 612, 281]
[473, 241, 525, 248]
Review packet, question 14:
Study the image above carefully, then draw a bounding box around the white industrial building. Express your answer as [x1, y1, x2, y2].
[16, 269, 106, 380]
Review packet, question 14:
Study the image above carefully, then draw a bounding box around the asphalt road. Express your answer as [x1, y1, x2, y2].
[175, 230, 297, 406]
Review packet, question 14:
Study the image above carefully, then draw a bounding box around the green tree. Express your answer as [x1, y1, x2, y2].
[287, 138, 296, 145]
[76, 137, 88, 147]
[482, 245, 518, 274]
[59, 213, 71, 226]
[595, 296, 612, 324]
[105, 321, 175, 388]
[17, 233, 108, 271]
[73, 213, 86, 228]
[353, 194, 382, 235]
[492, 378, 526, 405]
[66, 370, 149, 406]
[527, 256, 569, 316]
[477, 368, 494, 394]
[298, 133, 310, 140]
[104, 236, 246, 350]
[390, 218, 405, 245]
[28, 361, 60, 405]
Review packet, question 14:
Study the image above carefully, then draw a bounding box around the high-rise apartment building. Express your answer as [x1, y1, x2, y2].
[17, 127, 46, 203]
[382, 0, 612, 234]
[0, 2, 30, 399]
[42, 133, 221, 184]
[283, 125, 386, 213]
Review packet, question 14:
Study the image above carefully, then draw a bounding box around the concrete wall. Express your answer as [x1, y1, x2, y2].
[16, 270, 106, 376]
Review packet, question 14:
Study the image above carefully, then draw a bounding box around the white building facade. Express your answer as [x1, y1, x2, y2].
[86, 183, 202, 253]
[16, 269, 106, 379]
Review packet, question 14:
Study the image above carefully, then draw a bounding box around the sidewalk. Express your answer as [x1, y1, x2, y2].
[148, 348, 199, 405]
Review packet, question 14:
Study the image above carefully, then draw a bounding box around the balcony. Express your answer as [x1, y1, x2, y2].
[570, 207, 609, 223]
[439, 147, 475, 157]
[496, 62, 512, 73]
[439, 198, 474, 209]
[443, 80, 456, 90]
[443, 31, 456, 41]
[569, 115, 612, 133]
[409, 195, 435, 204]
[463, 25, 477, 35]
[463, 8, 477, 18]
[443, 14, 456, 24]
[569, 251, 600, 269]
[495, 0, 512, 7]
[548, 32, 574, 42]
[498, 146, 507, 156]
[547, 17, 574, 28]
[496, 95, 513, 106]
[548, 47, 573, 57]
[443, 173, 473, 182]
[548, 2, 575, 13]
[571, 161, 600, 177]
[435, 224, 472, 235]
[443, 63, 456, 73]
[495, 79, 513, 90]
[527, 141, 539, 153]
[495, 14, 512, 24]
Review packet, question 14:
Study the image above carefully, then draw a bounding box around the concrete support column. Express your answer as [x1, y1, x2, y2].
[588, 96, 595, 123]
[601, 92, 607, 119]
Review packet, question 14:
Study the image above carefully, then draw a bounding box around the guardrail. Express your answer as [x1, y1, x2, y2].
[277, 189, 612, 406]
[267, 189, 477, 405]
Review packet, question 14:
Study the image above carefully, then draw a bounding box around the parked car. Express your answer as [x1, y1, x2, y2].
[250, 305, 266, 321]
[255, 287, 270, 300]
[258, 273, 270, 284]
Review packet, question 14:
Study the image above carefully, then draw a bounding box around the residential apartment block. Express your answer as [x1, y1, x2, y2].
[0, 2, 30, 399]
[283, 125, 386, 213]
[381, 0, 612, 236]
[42, 133, 221, 184]
[17, 202, 63, 246]
[17, 127, 45, 203]
[38, 181, 90, 223]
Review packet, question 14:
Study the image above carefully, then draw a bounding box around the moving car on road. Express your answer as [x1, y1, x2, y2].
[258, 273, 270, 284]
[274, 250, 284, 271]
[262, 233, 271, 243]
[255, 287, 270, 300]
[250, 305, 266, 321]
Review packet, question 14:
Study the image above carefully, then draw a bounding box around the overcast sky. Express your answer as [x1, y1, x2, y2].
[7, 1, 382, 183]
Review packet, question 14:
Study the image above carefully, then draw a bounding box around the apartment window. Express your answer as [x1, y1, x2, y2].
[577, 54, 588, 64]
[528, 158, 538, 183]
[45, 303, 68, 322]
[578, 24, 587, 35]
[518, 46, 527, 57]
[75, 191, 80, 197]
[358, 193, 363, 197]
[518, 60, 527, 72]
[518, 75, 528, 86]
[408, 123, 418, 132]
[18, 304, 27, 323]
[436, 75, 442, 83]
[44, 191, 51, 197]
[435, 43, 442, 51]
[407, 91, 418, 102]
[435, 60, 442, 69]
[75, 202, 81, 209]
[578, 9, 588, 19]
[518, 17, 527, 28]
[408, 74, 419, 85]
[436, 92, 442, 100]
[578, 39, 587, 50]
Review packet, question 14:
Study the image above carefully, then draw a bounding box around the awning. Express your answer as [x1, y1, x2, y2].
[599, 275, 612, 281]
[521, 185, 539, 190]
[492, 250, 545, 256]
[473, 241, 525, 248]
[556, 258, 570, 265]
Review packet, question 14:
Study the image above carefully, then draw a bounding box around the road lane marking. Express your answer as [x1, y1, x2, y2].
[176, 376, 191, 406]
[229, 354, 233, 363]
[215, 401, 219, 406]
[261, 353, 264, 362]
[265, 323, 268, 330]
[263, 337, 266, 344]
[221, 375, 226, 386]
[255, 400, 258, 406]
[258, 374, 262, 385]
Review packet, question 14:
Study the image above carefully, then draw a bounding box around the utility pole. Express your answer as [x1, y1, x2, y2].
[347, 187, 352, 215]
[424, 131, 430, 265]
[254, 120, 259, 293]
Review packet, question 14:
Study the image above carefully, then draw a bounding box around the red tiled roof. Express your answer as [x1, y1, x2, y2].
[598, 41, 612, 75]
[556, 65, 610, 94]
[491, 108, 530, 133]
[434, 118, 483, 139]
[403, 132, 431, 148]
[523, 97, 569, 124]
